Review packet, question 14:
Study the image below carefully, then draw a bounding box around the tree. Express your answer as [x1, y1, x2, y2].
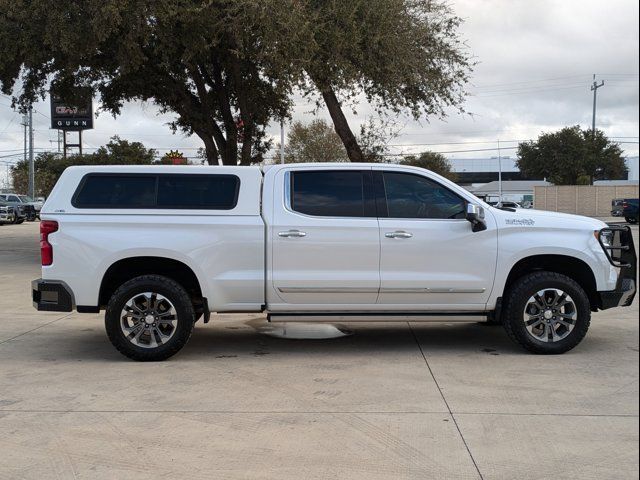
[91, 137, 157, 165]
[0, 1, 471, 165]
[357, 118, 400, 163]
[401, 152, 457, 181]
[516, 126, 627, 185]
[297, 0, 472, 161]
[0, 0, 305, 165]
[11, 137, 157, 196]
[282, 120, 349, 163]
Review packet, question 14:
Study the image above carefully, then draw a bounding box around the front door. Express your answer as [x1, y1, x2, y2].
[374, 169, 498, 310]
[270, 168, 380, 307]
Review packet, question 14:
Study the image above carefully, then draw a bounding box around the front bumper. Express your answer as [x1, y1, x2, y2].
[597, 226, 637, 309]
[32, 279, 74, 312]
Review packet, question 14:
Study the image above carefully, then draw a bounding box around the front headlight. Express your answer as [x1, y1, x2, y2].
[595, 229, 614, 247]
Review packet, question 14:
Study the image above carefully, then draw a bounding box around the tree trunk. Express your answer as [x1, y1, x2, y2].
[320, 86, 364, 162]
[202, 135, 219, 165]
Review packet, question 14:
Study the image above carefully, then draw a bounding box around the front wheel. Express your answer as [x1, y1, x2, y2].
[625, 217, 637, 224]
[105, 275, 195, 361]
[502, 272, 591, 354]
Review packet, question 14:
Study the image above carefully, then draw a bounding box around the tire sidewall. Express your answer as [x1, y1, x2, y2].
[105, 276, 194, 361]
[505, 273, 591, 354]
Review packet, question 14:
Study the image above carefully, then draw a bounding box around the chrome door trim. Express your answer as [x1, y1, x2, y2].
[277, 287, 380, 294]
[278, 287, 485, 294]
[379, 287, 486, 294]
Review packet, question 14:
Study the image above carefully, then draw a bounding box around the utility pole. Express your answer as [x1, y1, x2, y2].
[497, 139, 503, 203]
[28, 107, 34, 198]
[280, 120, 285, 164]
[590, 74, 605, 134]
[22, 113, 28, 166]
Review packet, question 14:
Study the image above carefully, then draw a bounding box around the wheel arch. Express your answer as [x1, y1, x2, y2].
[502, 254, 600, 311]
[99, 256, 204, 308]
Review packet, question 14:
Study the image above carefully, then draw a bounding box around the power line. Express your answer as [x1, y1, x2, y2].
[471, 74, 591, 89]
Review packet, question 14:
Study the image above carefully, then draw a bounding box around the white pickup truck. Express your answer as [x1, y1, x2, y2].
[32, 163, 636, 361]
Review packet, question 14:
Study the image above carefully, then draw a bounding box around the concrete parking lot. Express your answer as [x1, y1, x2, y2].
[1, 221, 638, 479]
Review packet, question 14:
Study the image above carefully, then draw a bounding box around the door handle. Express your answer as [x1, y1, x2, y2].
[278, 230, 307, 238]
[385, 231, 413, 239]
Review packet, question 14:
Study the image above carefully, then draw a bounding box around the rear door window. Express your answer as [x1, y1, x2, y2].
[290, 170, 372, 217]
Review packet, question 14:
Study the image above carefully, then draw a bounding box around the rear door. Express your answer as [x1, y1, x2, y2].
[270, 167, 380, 307]
[374, 168, 498, 309]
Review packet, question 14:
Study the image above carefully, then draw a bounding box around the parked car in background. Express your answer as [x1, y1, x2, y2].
[496, 201, 522, 209]
[0, 197, 26, 224]
[611, 199, 623, 217]
[0, 205, 14, 224]
[19, 195, 43, 219]
[622, 199, 638, 224]
[612, 198, 639, 224]
[0, 194, 37, 221]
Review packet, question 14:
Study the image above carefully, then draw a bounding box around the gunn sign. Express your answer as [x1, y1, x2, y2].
[50, 96, 94, 131]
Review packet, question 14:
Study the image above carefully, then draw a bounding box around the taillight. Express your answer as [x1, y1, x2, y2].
[623, 202, 629, 208]
[40, 220, 58, 266]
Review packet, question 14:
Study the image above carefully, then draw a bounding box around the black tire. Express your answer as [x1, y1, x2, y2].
[502, 272, 591, 354]
[14, 218, 24, 224]
[625, 217, 637, 224]
[105, 275, 195, 361]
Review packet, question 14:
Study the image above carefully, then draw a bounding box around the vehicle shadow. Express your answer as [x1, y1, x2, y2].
[182, 321, 526, 360]
[41, 320, 533, 363]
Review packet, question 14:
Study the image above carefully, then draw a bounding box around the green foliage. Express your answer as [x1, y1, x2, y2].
[0, 0, 303, 165]
[281, 120, 348, 163]
[301, 0, 472, 119]
[277, 118, 399, 163]
[400, 152, 457, 181]
[358, 118, 400, 163]
[0, 0, 471, 165]
[11, 137, 157, 196]
[516, 126, 628, 185]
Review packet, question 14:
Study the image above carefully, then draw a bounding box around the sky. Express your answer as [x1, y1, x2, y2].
[1, 0, 638, 187]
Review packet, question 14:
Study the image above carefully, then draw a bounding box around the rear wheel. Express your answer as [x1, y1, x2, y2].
[502, 272, 591, 354]
[105, 275, 195, 361]
[625, 217, 637, 224]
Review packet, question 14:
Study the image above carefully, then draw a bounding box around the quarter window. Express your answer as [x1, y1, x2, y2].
[73, 175, 156, 208]
[72, 174, 240, 209]
[157, 175, 239, 209]
[291, 171, 368, 217]
[382, 172, 466, 219]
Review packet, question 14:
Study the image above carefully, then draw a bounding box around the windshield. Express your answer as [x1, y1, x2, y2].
[19, 195, 34, 202]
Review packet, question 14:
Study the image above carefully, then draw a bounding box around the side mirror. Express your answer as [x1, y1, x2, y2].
[466, 203, 487, 232]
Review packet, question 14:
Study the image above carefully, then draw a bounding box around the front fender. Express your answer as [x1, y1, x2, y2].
[489, 227, 618, 308]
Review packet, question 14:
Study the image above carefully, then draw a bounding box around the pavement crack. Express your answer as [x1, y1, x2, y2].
[408, 322, 485, 480]
[0, 313, 72, 346]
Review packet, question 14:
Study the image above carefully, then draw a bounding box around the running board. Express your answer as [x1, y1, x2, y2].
[267, 312, 488, 323]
